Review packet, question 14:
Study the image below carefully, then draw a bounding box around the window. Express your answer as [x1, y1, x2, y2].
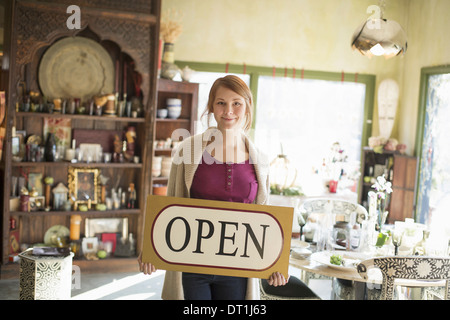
[416, 67, 450, 245]
[254, 76, 367, 197]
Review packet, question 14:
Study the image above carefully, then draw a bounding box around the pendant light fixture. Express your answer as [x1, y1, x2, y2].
[351, 0, 407, 59]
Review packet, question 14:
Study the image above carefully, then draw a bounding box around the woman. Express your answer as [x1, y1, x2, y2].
[138, 75, 288, 299]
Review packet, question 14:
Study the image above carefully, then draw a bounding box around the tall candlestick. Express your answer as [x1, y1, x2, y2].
[123, 62, 127, 99]
[115, 60, 119, 93]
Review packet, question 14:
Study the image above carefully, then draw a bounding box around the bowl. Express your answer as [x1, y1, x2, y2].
[161, 169, 171, 177]
[152, 168, 161, 177]
[167, 106, 181, 119]
[161, 157, 172, 169]
[166, 98, 181, 106]
[157, 108, 168, 118]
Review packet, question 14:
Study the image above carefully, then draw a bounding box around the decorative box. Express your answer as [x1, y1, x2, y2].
[19, 249, 74, 300]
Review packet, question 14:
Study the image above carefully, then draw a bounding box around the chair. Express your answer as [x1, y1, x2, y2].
[299, 198, 368, 224]
[259, 276, 321, 300]
[357, 256, 450, 300]
[299, 198, 368, 294]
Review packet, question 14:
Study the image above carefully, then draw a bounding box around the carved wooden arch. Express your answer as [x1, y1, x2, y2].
[14, 1, 153, 105]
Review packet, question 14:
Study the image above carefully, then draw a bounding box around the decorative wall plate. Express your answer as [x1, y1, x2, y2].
[38, 37, 115, 101]
[43, 225, 70, 246]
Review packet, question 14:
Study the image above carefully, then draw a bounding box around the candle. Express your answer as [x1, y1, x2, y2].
[70, 215, 82, 241]
[122, 218, 128, 241]
[115, 60, 119, 93]
[123, 62, 127, 98]
[65, 148, 75, 161]
[368, 191, 377, 217]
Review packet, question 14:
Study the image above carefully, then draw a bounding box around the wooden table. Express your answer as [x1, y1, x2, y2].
[289, 251, 446, 299]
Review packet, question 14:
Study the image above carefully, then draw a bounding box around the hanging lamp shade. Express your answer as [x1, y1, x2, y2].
[351, 18, 407, 59]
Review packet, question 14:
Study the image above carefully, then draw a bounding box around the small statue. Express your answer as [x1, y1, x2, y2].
[124, 126, 136, 162]
[113, 134, 123, 163]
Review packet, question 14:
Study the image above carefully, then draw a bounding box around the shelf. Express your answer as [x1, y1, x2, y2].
[10, 209, 141, 217]
[73, 256, 139, 273]
[11, 161, 142, 168]
[1, 256, 139, 279]
[156, 118, 190, 123]
[154, 148, 173, 152]
[152, 176, 168, 182]
[16, 112, 145, 123]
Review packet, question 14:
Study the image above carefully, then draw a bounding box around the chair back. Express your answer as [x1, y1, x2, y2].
[299, 198, 368, 224]
[357, 256, 450, 300]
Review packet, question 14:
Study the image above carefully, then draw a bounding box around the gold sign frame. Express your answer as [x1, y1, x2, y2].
[142, 195, 293, 279]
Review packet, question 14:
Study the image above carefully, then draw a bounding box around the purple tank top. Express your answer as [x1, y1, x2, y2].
[190, 151, 258, 203]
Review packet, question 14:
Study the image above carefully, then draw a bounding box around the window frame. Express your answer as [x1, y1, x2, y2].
[414, 65, 450, 223]
[176, 60, 376, 193]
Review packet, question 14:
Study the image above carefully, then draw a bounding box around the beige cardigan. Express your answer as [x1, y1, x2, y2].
[161, 128, 270, 300]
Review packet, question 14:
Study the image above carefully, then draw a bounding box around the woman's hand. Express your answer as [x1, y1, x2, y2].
[267, 272, 289, 287]
[137, 252, 157, 275]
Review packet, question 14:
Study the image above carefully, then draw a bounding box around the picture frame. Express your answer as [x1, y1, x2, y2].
[28, 173, 43, 196]
[43, 117, 72, 148]
[12, 136, 20, 156]
[68, 167, 100, 206]
[81, 237, 99, 254]
[29, 196, 45, 212]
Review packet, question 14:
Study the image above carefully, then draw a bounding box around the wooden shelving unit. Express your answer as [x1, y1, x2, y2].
[151, 79, 199, 189]
[358, 147, 418, 223]
[0, 0, 161, 272]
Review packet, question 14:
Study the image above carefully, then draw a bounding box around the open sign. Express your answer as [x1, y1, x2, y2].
[142, 195, 293, 279]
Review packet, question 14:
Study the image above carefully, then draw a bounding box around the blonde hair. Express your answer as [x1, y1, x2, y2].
[202, 75, 253, 132]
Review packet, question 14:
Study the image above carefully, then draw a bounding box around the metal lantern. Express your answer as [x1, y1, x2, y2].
[270, 144, 297, 193]
[52, 182, 69, 210]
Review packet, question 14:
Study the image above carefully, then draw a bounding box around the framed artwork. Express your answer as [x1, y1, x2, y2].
[68, 167, 100, 205]
[29, 196, 45, 212]
[43, 117, 72, 148]
[81, 237, 99, 254]
[28, 173, 43, 196]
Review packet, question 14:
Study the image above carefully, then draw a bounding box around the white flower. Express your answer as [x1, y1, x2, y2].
[371, 175, 393, 194]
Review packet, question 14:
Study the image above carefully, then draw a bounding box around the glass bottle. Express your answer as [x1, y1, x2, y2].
[44, 133, 57, 162]
[413, 229, 430, 256]
[348, 211, 361, 251]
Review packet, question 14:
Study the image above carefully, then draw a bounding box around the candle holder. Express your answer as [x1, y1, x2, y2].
[103, 94, 116, 116]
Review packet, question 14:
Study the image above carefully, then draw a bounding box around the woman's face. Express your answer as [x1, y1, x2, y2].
[212, 86, 247, 132]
